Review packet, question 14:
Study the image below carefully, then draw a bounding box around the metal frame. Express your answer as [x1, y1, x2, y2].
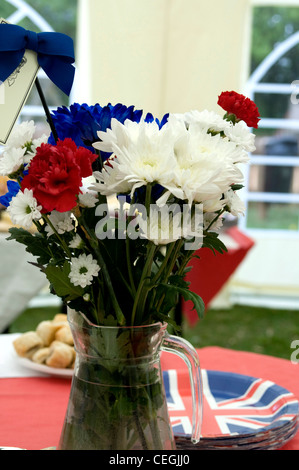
[242, 27, 299, 237]
[5, 0, 54, 32]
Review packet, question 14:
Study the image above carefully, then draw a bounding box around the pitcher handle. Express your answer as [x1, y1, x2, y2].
[162, 333, 203, 444]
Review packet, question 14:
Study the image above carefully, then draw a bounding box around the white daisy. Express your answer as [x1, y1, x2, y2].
[0, 147, 26, 176]
[69, 233, 84, 249]
[7, 188, 42, 229]
[69, 253, 100, 288]
[45, 211, 75, 237]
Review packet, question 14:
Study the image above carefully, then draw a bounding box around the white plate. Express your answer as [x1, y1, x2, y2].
[17, 356, 73, 378]
[0, 447, 26, 450]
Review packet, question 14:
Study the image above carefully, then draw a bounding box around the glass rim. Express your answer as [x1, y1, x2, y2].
[68, 309, 167, 330]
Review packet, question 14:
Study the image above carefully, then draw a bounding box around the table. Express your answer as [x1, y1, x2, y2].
[0, 334, 298, 450]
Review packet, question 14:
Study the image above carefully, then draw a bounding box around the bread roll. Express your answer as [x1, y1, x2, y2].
[32, 347, 50, 364]
[36, 321, 61, 346]
[52, 314, 68, 323]
[46, 341, 74, 368]
[55, 324, 73, 345]
[13, 332, 44, 358]
[14, 314, 76, 369]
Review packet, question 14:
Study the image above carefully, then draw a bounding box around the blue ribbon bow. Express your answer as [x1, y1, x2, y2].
[0, 23, 75, 95]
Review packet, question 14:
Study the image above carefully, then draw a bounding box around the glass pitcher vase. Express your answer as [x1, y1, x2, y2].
[58, 309, 202, 450]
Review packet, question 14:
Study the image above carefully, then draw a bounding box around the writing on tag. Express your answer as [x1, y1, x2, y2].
[0, 18, 39, 145]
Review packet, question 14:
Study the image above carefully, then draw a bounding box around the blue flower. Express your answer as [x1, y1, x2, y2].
[49, 103, 169, 163]
[49, 103, 143, 159]
[0, 180, 20, 207]
[119, 184, 165, 205]
[144, 112, 169, 128]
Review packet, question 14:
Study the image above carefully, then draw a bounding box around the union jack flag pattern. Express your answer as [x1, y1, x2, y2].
[163, 369, 299, 439]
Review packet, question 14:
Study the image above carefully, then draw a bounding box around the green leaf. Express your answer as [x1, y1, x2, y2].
[158, 283, 205, 320]
[8, 227, 52, 265]
[202, 231, 228, 255]
[154, 311, 182, 333]
[168, 274, 190, 289]
[230, 184, 244, 191]
[45, 261, 84, 301]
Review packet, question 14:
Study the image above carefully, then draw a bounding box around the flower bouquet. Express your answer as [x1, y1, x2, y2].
[0, 91, 259, 450]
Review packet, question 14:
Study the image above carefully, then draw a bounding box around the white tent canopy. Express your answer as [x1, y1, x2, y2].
[74, 0, 252, 116]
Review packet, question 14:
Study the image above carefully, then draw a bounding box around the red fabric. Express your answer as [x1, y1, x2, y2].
[0, 377, 70, 450]
[0, 347, 297, 450]
[182, 227, 255, 326]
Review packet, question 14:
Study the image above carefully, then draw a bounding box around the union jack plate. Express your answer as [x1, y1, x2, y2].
[163, 369, 299, 450]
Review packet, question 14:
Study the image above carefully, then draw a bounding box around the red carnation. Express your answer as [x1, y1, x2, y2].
[21, 138, 98, 213]
[218, 91, 260, 128]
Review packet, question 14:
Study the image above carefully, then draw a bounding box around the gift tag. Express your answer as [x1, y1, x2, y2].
[0, 18, 39, 145]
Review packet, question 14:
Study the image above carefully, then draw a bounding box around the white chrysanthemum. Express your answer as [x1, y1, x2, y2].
[137, 206, 183, 245]
[0, 147, 26, 176]
[45, 211, 75, 237]
[91, 163, 132, 197]
[69, 253, 100, 288]
[169, 123, 245, 205]
[69, 233, 84, 249]
[224, 121, 256, 153]
[94, 118, 141, 154]
[224, 188, 245, 216]
[92, 114, 250, 209]
[202, 196, 226, 213]
[92, 119, 178, 197]
[175, 110, 232, 134]
[203, 212, 223, 232]
[181, 205, 204, 242]
[78, 191, 98, 208]
[7, 188, 42, 229]
[6, 121, 36, 149]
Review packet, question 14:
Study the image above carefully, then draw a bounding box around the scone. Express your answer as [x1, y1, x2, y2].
[13, 332, 44, 358]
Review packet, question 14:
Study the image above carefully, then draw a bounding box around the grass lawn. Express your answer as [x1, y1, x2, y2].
[8, 303, 299, 360]
[247, 202, 299, 231]
[183, 304, 299, 360]
[8, 306, 63, 334]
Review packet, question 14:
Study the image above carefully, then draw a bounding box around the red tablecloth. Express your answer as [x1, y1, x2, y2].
[0, 346, 298, 450]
